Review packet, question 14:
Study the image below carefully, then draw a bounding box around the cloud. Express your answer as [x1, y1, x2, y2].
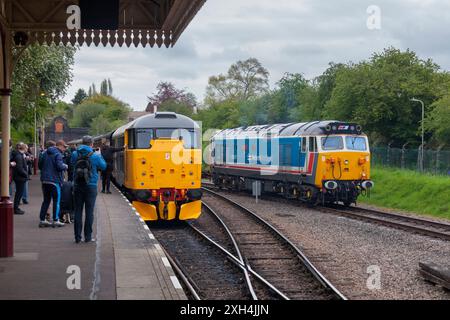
[64, 0, 450, 110]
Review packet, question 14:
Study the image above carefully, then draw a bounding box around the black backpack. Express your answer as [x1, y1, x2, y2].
[74, 151, 93, 185]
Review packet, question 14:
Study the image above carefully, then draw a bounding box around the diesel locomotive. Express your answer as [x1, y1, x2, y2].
[72, 112, 203, 221]
[210, 121, 374, 206]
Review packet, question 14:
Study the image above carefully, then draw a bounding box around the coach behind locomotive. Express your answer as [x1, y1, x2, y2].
[210, 121, 374, 206]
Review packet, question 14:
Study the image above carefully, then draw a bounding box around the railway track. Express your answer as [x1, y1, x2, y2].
[322, 205, 450, 241]
[202, 181, 450, 242]
[149, 221, 252, 300]
[197, 187, 346, 300]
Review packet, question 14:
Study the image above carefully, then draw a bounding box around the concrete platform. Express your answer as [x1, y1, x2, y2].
[0, 177, 186, 300]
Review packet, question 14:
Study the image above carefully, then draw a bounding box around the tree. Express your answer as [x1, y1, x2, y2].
[323, 47, 442, 145]
[72, 88, 88, 105]
[108, 78, 113, 95]
[147, 82, 196, 112]
[268, 73, 309, 123]
[206, 58, 269, 103]
[71, 95, 131, 132]
[426, 95, 450, 146]
[11, 44, 76, 143]
[100, 79, 108, 96]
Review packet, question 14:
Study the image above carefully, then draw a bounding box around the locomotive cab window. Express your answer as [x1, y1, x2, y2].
[321, 136, 344, 150]
[155, 128, 199, 149]
[129, 129, 154, 149]
[345, 136, 367, 151]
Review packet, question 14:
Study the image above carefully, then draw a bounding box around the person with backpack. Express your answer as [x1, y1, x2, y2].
[71, 136, 106, 243]
[38, 140, 68, 227]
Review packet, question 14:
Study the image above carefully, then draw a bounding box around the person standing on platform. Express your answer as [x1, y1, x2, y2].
[71, 136, 106, 243]
[38, 140, 68, 227]
[100, 141, 123, 194]
[21, 146, 33, 205]
[11, 143, 29, 215]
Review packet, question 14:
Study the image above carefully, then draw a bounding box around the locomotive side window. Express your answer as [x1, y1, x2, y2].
[309, 137, 317, 152]
[301, 137, 307, 153]
[133, 129, 154, 149]
[321, 136, 344, 150]
[345, 136, 367, 151]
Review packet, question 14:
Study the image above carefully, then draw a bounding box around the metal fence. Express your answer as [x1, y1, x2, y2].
[371, 146, 450, 175]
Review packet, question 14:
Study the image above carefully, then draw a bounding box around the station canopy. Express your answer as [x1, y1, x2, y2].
[3, 0, 206, 48]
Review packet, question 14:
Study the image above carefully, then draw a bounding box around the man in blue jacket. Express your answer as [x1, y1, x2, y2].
[38, 140, 68, 227]
[71, 136, 106, 243]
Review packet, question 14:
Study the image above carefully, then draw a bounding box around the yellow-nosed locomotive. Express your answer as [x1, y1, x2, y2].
[76, 112, 203, 221]
[210, 121, 373, 206]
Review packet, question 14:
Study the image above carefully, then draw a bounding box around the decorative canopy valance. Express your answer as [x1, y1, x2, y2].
[1, 0, 206, 47]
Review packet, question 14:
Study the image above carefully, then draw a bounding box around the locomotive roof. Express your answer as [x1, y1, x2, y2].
[112, 112, 200, 138]
[213, 121, 364, 138]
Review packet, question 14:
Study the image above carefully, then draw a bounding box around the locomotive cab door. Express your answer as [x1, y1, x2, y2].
[299, 137, 308, 172]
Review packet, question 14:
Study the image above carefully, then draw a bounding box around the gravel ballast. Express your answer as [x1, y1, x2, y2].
[213, 191, 450, 300]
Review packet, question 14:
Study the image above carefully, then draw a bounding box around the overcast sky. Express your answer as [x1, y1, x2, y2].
[63, 0, 450, 110]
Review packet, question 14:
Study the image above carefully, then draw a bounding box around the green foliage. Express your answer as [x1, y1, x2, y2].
[360, 167, 450, 219]
[9, 44, 75, 144]
[323, 47, 443, 146]
[71, 103, 106, 128]
[72, 88, 87, 105]
[425, 95, 450, 146]
[71, 95, 131, 134]
[199, 49, 450, 149]
[158, 100, 194, 117]
[206, 58, 269, 103]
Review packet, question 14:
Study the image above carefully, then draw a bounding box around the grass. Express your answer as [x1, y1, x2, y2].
[359, 167, 450, 220]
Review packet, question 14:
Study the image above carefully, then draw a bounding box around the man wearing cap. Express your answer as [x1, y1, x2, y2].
[38, 140, 68, 227]
[71, 136, 106, 243]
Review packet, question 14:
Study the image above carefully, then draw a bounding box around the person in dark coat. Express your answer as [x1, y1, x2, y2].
[11, 143, 29, 215]
[100, 141, 123, 194]
[38, 140, 68, 227]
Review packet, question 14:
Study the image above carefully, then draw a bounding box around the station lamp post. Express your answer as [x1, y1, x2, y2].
[410, 98, 425, 172]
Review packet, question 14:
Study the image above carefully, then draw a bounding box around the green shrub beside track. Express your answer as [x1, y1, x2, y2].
[360, 167, 450, 220]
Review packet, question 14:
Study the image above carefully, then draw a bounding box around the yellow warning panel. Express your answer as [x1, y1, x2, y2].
[179, 200, 202, 220]
[132, 201, 158, 221]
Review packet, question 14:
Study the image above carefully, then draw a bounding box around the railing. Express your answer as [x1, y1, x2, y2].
[371, 146, 450, 175]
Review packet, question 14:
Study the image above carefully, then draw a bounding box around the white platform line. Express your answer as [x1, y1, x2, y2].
[154, 244, 161, 251]
[170, 276, 182, 289]
[148, 233, 155, 240]
[161, 257, 170, 267]
[143, 225, 149, 231]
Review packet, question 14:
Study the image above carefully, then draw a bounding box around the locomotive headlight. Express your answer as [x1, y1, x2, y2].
[344, 160, 349, 165]
[324, 181, 338, 190]
[361, 181, 374, 189]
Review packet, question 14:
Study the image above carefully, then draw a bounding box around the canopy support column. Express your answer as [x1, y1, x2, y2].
[0, 24, 13, 258]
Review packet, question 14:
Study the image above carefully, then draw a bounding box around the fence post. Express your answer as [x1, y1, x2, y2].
[435, 145, 444, 175]
[387, 141, 393, 167]
[401, 142, 408, 169]
[417, 143, 425, 172]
